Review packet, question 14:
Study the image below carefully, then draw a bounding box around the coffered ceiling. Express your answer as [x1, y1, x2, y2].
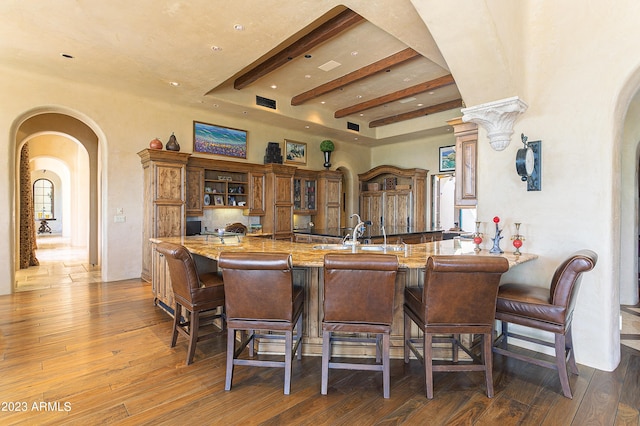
[0, 1, 463, 146]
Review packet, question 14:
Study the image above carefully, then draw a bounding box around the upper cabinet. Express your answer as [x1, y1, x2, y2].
[262, 163, 296, 240]
[314, 170, 342, 230]
[293, 169, 317, 214]
[358, 165, 428, 229]
[447, 118, 478, 208]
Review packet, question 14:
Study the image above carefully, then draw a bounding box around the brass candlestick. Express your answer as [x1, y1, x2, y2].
[511, 222, 525, 255]
[472, 221, 483, 253]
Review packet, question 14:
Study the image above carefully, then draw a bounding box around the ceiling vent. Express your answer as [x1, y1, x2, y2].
[256, 95, 276, 109]
[347, 122, 360, 132]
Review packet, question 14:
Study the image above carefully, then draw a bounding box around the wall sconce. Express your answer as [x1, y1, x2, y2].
[461, 96, 528, 151]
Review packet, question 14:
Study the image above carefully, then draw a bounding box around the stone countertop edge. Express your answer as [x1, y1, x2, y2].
[150, 236, 537, 269]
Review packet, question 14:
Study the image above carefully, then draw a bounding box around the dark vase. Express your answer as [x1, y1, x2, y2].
[323, 151, 332, 169]
[166, 133, 180, 151]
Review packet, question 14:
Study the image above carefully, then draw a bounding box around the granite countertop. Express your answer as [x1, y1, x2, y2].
[294, 226, 444, 239]
[151, 236, 537, 269]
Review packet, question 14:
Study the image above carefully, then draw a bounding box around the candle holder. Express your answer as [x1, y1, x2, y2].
[472, 221, 483, 253]
[489, 216, 504, 254]
[511, 222, 525, 255]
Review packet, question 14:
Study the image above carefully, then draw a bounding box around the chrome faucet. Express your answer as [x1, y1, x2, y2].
[381, 225, 387, 247]
[350, 213, 365, 245]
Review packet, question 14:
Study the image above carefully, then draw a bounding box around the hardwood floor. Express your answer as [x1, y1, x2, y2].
[1, 278, 639, 425]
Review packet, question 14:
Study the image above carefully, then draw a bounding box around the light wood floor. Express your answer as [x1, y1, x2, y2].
[4, 239, 639, 425]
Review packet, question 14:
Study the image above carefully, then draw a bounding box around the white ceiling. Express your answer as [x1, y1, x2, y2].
[0, 1, 463, 146]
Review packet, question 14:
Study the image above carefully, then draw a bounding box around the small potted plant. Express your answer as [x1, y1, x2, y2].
[320, 140, 335, 169]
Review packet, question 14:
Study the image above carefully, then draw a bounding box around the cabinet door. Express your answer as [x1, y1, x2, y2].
[360, 192, 383, 226]
[248, 171, 265, 215]
[455, 133, 477, 207]
[186, 166, 204, 216]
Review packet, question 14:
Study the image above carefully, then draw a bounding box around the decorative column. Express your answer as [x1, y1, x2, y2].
[461, 96, 528, 151]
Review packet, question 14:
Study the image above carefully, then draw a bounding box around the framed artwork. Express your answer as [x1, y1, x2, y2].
[193, 121, 247, 159]
[439, 145, 456, 172]
[213, 195, 224, 206]
[284, 140, 307, 165]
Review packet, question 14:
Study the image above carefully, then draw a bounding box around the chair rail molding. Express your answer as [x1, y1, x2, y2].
[461, 96, 528, 151]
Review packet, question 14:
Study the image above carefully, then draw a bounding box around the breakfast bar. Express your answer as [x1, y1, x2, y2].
[150, 236, 537, 359]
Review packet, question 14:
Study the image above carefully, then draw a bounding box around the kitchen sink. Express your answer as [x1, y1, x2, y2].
[312, 244, 406, 252]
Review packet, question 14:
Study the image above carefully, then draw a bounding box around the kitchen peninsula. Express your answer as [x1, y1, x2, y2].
[150, 236, 536, 359]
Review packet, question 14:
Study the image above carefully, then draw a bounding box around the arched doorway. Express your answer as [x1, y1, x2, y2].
[13, 111, 102, 289]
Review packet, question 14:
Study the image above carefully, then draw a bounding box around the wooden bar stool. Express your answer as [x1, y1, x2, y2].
[404, 255, 509, 399]
[218, 252, 303, 395]
[155, 242, 225, 365]
[321, 253, 398, 398]
[493, 249, 597, 398]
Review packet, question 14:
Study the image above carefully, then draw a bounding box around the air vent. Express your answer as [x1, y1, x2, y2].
[256, 95, 276, 109]
[347, 122, 360, 132]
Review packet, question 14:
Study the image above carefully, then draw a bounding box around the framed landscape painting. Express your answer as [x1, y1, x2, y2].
[439, 145, 456, 172]
[284, 140, 307, 165]
[193, 121, 247, 159]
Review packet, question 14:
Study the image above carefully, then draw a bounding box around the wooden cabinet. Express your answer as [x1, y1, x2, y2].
[314, 170, 342, 229]
[358, 165, 427, 229]
[186, 166, 204, 216]
[447, 118, 478, 208]
[262, 164, 296, 239]
[248, 170, 265, 216]
[293, 169, 317, 214]
[138, 149, 190, 282]
[203, 169, 248, 208]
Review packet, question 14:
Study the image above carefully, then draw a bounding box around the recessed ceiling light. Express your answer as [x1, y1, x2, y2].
[359, 113, 364, 117]
[351, 51, 358, 56]
[356, 95, 362, 99]
[304, 54, 312, 59]
[233, 24, 244, 31]
[304, 74, 311, 79]
[305, 125, 310, 129]
[270, 84, 277, 89]
[211, 46, 222, 51]
[320, 101, 326, 105]
[417, 103, 424, 107]
[60, 53, 74, 59]
[169, 81, 180, 87]
[398, 97, 416, 104]
[428, 91, 435, 95]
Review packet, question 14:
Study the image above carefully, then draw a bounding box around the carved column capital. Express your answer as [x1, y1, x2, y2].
[461, 96, 528, 151]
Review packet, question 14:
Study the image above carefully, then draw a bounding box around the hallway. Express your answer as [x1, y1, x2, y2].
[14, 234, 101, 292]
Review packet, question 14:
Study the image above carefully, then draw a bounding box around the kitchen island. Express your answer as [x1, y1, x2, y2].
[150, 236, 536, 359]
[293, 226, 445, 244]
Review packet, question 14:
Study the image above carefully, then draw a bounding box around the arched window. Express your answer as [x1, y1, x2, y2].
[33, 178, 54, 220]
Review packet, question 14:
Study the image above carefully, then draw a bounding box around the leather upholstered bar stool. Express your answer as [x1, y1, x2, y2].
[218, 252, 303, 395]
[493, 249, 597, 399]
[155, 242, 225, 365]
[404, 255, 509, 399]
[322, 253, 398, 398]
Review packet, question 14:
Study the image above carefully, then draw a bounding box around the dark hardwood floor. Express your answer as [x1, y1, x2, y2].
[1, 279, 638, 425]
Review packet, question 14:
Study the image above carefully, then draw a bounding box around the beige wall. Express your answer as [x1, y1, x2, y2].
[2, 0, 640, 373]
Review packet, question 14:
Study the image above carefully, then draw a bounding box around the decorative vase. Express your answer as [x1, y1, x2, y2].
[149, 137, 163, 150]
[323, 151, 332, 169]
[166, 133, 180, 151]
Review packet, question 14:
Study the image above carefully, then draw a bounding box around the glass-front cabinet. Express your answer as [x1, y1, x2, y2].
[293, 170, 317, 214]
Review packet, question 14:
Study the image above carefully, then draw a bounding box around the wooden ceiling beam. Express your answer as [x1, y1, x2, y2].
[335, 74, 455, 118]
[369, 98, 463, 128]
[233, 9, 364, 90]
[291, 48, 420, 106]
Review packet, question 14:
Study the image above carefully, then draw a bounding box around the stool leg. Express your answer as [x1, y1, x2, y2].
[171, 303, 181, 348]
[555, 333, 573, 398]
[296, 314, 303, 360]
[382, 332, 390, 398]
[225, 328, 236, 391]
[566, 325, 579, 375]
[186, 309, 199, 365]
[321, 329, 331, 395]
[376, 334, 382, 363]
[425, 333, 434, 399]
[284, 329, 293, 395]
[403, 312, 410, 363]
[483, 333, 494, 398]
